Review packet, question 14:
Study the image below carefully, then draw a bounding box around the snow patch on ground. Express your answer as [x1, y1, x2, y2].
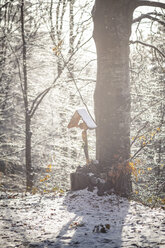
[0, 189, 165, 247]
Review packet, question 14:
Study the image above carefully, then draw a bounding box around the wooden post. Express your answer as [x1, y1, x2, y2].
[82, 130, 89, 164]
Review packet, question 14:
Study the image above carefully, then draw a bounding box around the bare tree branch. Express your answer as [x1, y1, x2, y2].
[133, 13, 165, 26]
[135, 0, 165, 9]
[29, 33, 93, 118]
[131, 99, 163, 122]
[30, 87, 52, 118]
[130, 40, 165, 58]
[0, 0, 14, 10]
[131, 112, 164, 161]
[130, 121, 149, 147]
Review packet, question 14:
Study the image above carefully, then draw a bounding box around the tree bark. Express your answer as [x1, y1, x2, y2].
[69, 0, 74, 74]
[92, 0, 135, 195]
[25, 114, 33, 189]
[21, 0, 33, 190]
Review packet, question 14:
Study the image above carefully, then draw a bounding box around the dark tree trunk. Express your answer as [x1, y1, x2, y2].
[25, 114, 33, 190]
[92, 0, 135, 195]
[21, 0, 33, 190]
[69, 0, 74, 74]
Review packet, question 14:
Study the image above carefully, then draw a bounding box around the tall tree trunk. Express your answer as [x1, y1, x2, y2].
[92, 0, 134, 195]
[21, 0, 33, 190]
[55, 0, 67, 75]
[69, 0, 74, 74]
[25, 114, 33, 189]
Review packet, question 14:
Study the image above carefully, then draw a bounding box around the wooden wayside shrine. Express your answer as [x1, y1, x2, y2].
[68, 108, 98, 191]
[68, 108, 97, 164]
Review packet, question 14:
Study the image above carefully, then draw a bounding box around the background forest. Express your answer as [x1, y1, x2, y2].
[0, 0, 165, 207]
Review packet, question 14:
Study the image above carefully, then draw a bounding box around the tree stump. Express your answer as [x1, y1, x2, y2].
[70, 172, 91, 191]
[70, 161, 132, 197]
[70, 162, 108, 194]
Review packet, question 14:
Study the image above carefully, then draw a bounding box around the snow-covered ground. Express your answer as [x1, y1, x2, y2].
[0, 189, 165, 248]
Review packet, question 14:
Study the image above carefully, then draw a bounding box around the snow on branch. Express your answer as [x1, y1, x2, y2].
[29, 36, 93, 118]
[129, 40, 165, 58]
[0, 0, 14, 10]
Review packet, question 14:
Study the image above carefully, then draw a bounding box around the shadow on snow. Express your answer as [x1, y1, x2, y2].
[27, 189, 130, 248]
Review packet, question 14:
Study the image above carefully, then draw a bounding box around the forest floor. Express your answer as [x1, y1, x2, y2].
[0, 187, 165, 248]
